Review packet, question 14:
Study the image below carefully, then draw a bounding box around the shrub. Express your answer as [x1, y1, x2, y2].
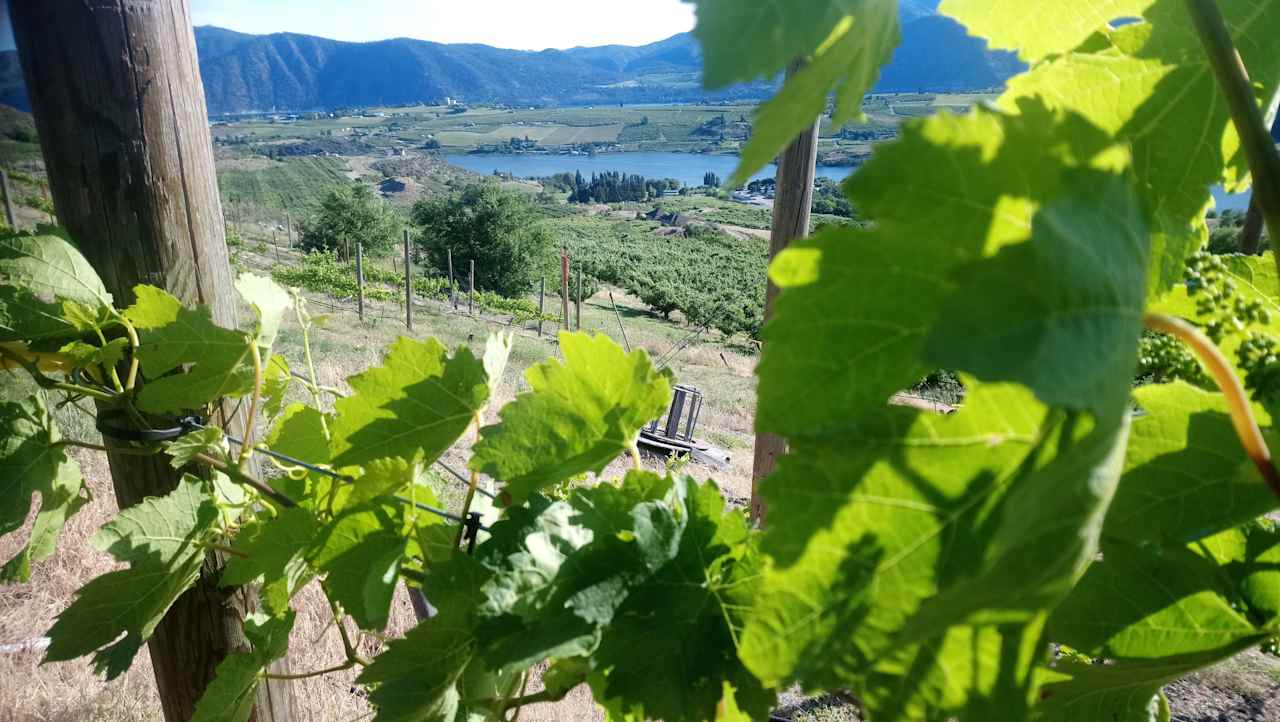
[413, 183, 550, 296]
[298, 184, 402, 260]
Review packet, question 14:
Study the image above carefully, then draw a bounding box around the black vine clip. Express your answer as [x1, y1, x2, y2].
[95, 411, 206, 444]
[464, 512, 483, 554]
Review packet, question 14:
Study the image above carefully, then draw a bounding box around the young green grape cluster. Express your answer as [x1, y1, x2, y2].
[1239, 332, 1280, 409]
[1137, 330, 1208, 385]
[1182, 250, 1280, 410]
[1185, 251, 1271, 341]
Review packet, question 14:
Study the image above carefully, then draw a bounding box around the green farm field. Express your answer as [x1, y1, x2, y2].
[208, 98, 1004, 154]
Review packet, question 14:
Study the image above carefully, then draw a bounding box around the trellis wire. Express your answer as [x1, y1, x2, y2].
[192, 421, 486, 531]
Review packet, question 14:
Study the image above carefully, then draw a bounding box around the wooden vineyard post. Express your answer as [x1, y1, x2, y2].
[0, 169, 16, 230]
[404, 229, 414, 330]
[538, 278, 546, 337]
[750, 63, 820, 526]
[609, 292, 632, 353]
[42, 185, 55, 224]
[469, 259, 475, 315]
[285, 211, 293, 248]
[561, 248, 571, 331]
[271, 229, 280, 262]
[1242, 197, 1265, 255]
[575, 267, 583, 331]
[9, 2, 294, 720]
[448, 247, 457, 309]
[356, 242, 366, 321]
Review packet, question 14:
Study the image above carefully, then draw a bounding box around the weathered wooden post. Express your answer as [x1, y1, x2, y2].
[560, 248, 570, 331]
[609, 292, 632, 353]
[538, 278, 545, 337]
[0, 169, 17, 230]
[404, 229, 413, 330]
[9, 1, 294, 720]
[448, 247, 457, 309]
[356, 242, 366, 321]
[468, 259, 475, 315]
[575, 267, 583, 331]
[42, 184, 55, 223]
[750, 64, 820, 525]
[284, 211, 293, 248]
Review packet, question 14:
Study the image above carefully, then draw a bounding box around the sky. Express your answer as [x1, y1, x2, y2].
[3, 1, 701, 53]
[0, 1, 696, 51]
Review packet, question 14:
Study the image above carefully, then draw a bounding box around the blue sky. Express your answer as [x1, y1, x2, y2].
[1, 1, 697, 51]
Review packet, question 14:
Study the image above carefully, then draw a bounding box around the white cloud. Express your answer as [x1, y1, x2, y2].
[191, 0, 696, 49]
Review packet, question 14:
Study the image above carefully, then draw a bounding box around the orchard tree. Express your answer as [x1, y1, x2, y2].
[413, 182, 551, 296]
[298, 184, 401, 260]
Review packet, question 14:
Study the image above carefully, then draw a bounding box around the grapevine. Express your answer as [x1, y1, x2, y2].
[7, 1, 1280, 722]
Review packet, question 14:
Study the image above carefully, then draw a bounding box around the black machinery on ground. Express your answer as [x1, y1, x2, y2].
[637, 383, 731, 468]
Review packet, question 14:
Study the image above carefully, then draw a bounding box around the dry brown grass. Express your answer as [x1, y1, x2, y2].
[0, 445, 165, 722]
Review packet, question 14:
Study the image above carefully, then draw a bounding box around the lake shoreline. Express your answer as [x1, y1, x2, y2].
[441, 150, 1252, 211]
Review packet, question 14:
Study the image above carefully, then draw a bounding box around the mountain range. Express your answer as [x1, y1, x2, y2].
[0, 4, 1020, 115]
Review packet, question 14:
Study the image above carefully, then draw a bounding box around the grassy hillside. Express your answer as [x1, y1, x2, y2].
[0, 104, 41, 166]
[217, 155, 352, 212]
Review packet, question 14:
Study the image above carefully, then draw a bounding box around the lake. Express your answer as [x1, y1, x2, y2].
[444, 151, 1253, 211]
[444, 151, 853, 187]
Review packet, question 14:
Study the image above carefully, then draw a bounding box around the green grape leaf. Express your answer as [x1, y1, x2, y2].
[472, 474, 773, 720]
[166, 426, 228, 469]
[740, 382, 1121, 715]
[309, 498, 408, 630]
[0, 394, 85, 583]
[58, 337, 128, 374]
[474, 495, 604, 669]
[353, 455, 445, 511]
[472, 473, 679, 671]
[759, 101, 1125, 438]
[329, 337, 488, 468]
[125, 285, 254, 413]
[0, 232, 111, 341]
[234, 273, 291, 352]
[541, 657, 592, 701]
[1034, 657, 1181, 722]
[267, 403, 331, 466]
[222, 507, 318, 615]
[898, 412, 1131, 638]
[698, 0, 900, 186]
[689, 0, 883, 88]
[590, 478, 773, 722]
[1195, 522, 1280, 621]
[60, 299, 112, 334]
[190, 611, 296, 722]
[471, 332, 672, 505]
[1051, 540, 1259, 661]
[925, 171, 1148, 418]
[1105, 383, 1276, 547]
[44, 475, 225, 678]
[939, 0, 1155, 61]
[261, 354, 292, 418]
[999, 0, 1280, 294]
[359, 553, 493, 722]
[483, 331, 513, 394]
[1039, 526, 1280, 721]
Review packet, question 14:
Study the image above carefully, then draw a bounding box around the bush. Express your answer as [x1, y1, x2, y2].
[413, 183, 550, 296]
[298, 184, 402, 260]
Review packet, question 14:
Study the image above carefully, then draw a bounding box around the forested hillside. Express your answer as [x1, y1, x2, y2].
[0, 7, 1017, 114]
